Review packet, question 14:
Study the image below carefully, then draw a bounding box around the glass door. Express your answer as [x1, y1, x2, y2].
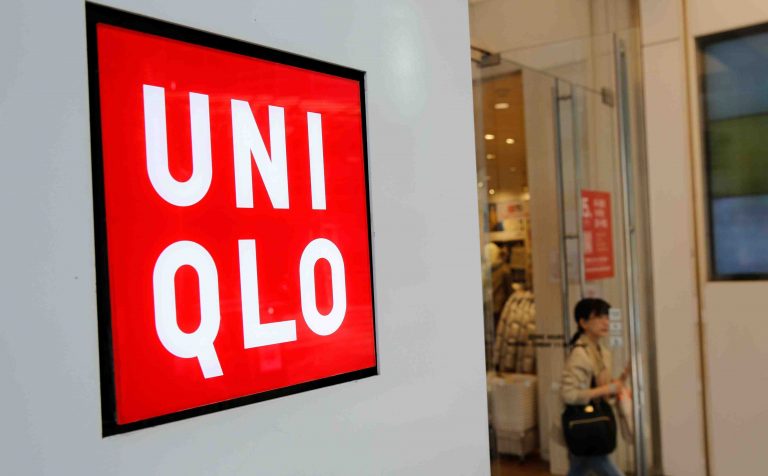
[553, 76, 642, 474]
[474, 34, 658, 474]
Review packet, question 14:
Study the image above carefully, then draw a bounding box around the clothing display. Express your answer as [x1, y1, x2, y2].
[487, 372, 538, 458]
[491, 260, 513, 318]
[496, 427, 538, 459]
[492, 290, 536, 374]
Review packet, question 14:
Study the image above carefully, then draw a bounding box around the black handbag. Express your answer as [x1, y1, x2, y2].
[561, 377, 617, 456]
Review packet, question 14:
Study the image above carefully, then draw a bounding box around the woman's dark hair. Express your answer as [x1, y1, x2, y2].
[568, 298, 611, 345]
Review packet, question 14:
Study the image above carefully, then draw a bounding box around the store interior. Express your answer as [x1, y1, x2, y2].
[476, 66, 542, 476]
[469, 1, 657, 474]
[473, 57, 634, 476]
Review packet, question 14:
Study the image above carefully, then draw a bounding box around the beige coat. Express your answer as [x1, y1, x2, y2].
[550, 335, 615, 447]
[560, 335, 613, 405]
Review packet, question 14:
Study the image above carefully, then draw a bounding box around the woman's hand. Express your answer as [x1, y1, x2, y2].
[619, 362, 632, 382]
[588, 379, 624, 400]
[600, 379, 623, 398]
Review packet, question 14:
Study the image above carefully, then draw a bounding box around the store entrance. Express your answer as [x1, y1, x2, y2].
[473, 37, 655, 476]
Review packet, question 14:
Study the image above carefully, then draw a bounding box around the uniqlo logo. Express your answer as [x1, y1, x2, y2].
[87, 5, 377, 435]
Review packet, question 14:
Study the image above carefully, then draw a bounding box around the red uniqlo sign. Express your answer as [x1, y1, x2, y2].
[581, 190, 615, 281]
[87, 5, 377, 435]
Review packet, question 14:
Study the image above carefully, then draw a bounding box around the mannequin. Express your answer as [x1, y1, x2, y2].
[484, 242, 512, 326]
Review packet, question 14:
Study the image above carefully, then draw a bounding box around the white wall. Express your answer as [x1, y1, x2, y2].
[641, 0, 768, 474]
[469, 0, 592, 54]
[469, 0, 637, 92]
[685, 1, 768, 475]
[0, 1, 490, 474]
[470, 0, 594, 88]
[639, 1, 709, 475]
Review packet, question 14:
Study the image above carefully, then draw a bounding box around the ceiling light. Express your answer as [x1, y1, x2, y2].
[489, 189, 496, 195]
[486, 154, 496, 160]
[494, 102, 510, 110]
[506, 138, 515, 144]
[484, 134, 495, 140]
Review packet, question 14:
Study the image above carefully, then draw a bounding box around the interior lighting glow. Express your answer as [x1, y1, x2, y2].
[489, 189, 496, 195]
[486, 154, 496, 160]
[506, 138, 515, 144]
[494, 102, 510, 110]
[484, 134, 495, 140]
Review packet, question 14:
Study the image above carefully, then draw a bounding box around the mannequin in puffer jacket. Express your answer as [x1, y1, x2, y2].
[492, 289, 536, 374]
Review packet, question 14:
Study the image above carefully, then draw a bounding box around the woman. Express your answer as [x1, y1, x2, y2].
[561, 298, 628, 476]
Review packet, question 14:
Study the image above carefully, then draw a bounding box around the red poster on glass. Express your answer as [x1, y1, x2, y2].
[581, 190, 614, 281]
[86, 4, 377, 435]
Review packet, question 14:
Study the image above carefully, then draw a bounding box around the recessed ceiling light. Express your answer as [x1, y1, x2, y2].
[486, 154, 496, 160]
[506, 138, 515, 144]
[494, 102, 510, 110]
[489, 189, 496, 195]
[484, 134, 495, 140]
[478, 182, 484, 188]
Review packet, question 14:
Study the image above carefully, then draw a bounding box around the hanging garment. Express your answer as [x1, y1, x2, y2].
[492, 291, 536, 374]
